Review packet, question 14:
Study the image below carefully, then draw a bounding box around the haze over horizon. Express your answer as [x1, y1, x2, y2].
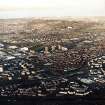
[0, 0, 105, 19]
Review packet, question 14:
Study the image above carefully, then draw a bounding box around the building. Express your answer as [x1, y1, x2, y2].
[20, 47, 29, 52]
[0, 65, 3, 72]
[51, 45, 56, 51]
[58, 45, 62, 50]
[44, 47, 49, 54]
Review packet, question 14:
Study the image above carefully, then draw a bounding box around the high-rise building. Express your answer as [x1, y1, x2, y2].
[58, 45, 62, 50]
[51, 45, 56, 51]
[0, 65, 3, 72]
[44, 46, 49, 54]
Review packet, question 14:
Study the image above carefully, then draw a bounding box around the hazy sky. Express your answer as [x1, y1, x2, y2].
[0, 0, 105, 18]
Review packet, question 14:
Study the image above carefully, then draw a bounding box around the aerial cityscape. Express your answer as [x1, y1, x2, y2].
[0, 0, 104, 104]
[0, 17, 105, 104]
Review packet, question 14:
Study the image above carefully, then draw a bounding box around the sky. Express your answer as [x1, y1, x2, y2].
[0, 0, 104, 18]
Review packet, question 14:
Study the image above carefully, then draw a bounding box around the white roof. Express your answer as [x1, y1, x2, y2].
[20, 47, 28, 51]
[68, 26, 73, 29]
[83, 40, 93, 43]
[8, 46, 17, 49]
[0, 43, 4, 47]
[79, 78, 94, 84]
[6, 56, 15, 60]
[70, 38, 79, 41]
[61, 47, 68, 51]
